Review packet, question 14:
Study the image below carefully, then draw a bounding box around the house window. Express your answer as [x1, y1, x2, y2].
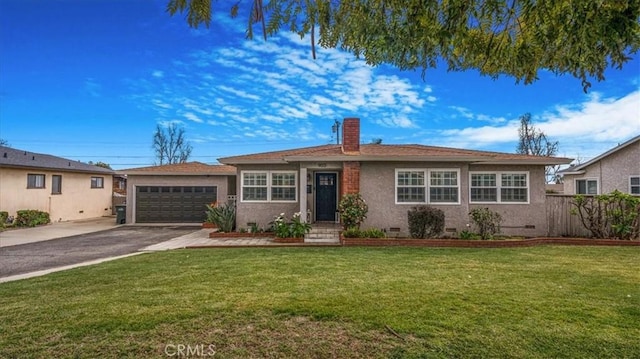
[429, 170, 459, 203]
[470, 172, 529, 203]
[241, 171, 296, 202]
[52, 175, 62, 194]
[501, 173, 528, 202]
[271, 172, 296, 201]
[91, 176, 104, 188]
[630, 176, 640, 195]
[27, 174, 45, 189]
[396, 170, 426, 203]
[576, 179, 598, 195]
[470, 173, 497, 202]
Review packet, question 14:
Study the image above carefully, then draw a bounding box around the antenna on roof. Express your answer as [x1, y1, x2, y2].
[331, 119, 341, 145]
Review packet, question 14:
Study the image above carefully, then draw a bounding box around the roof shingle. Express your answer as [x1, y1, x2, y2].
[0, 145, 114, 174]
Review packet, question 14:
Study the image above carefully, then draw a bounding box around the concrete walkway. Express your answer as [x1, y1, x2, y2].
[0, 216, 119, 247]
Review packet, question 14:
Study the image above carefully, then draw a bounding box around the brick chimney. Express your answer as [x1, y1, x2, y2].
[342, 118, 360, 153]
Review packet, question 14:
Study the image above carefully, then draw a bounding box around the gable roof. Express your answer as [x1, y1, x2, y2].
[558, 135, 640, 175]
[118, 161, 236, 176]
[0, 145, 114, 174]
[219, 144, 572, 165]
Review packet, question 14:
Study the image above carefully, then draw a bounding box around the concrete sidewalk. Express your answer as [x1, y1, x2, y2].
[0, 216, 119, 248]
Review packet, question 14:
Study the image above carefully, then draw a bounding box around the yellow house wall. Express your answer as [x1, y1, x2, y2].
[0, 168, 113, 222]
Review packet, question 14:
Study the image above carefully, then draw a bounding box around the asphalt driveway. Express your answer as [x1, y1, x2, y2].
[0, 226, 200, 278]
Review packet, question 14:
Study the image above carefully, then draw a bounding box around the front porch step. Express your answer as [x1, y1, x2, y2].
[305, 225, 341, 243]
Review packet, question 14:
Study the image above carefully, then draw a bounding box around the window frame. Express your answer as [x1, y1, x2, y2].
[469, 171, 530, 204]
[91, 176, 104, 189]
[51, 175, 62, 194]
[27, 174, 46, 189]
[395, 169, 427, 204]
[395, 168, 460, 205]
[240, 170, 297, 203]
[629, 176, 640, 195]
[428, 169, 461, 205]
[575, 178, 598, 195]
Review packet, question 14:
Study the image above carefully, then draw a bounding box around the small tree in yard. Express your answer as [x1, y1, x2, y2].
[408, 206, 445, 239]
[571, 191, 640, 240]
[469, 208, 502, 240]
[152, 123, 193, 165]
[338, 193, 368, 230]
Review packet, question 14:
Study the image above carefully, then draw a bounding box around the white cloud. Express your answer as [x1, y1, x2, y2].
[152, 70, 164, 78]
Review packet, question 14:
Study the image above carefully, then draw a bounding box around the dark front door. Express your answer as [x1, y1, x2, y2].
[315, 173, 337, 221]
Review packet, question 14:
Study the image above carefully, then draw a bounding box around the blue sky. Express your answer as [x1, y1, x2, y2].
[1, 0, 638, 170]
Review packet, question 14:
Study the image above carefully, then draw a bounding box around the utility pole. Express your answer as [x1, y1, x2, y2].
[332, 119, 341, 145]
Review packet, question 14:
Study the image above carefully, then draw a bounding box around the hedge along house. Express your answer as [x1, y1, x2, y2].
[0, 145, 114, 222]
[118, 162, 236, 224]
[219, 118, 573, 237]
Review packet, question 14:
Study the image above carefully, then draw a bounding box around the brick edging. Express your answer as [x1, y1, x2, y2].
[209, 232, 276, 239]
[340, 237, 640, 247]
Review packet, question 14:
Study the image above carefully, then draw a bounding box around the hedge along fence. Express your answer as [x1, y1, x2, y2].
[340, 236, 640, 247]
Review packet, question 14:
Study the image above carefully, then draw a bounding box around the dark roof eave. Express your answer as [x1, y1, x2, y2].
[0, 163, 114, 174]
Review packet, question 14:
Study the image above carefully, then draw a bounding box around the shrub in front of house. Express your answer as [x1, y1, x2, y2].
[408, 206, 445, 239]
[571, 190, 640, 240]
[0, 211, 11, 229]
[469, 208, 502, 240]
[271, 212, 311, 238]
[205, 202, 236, 232]
[338, 193, 368, 230]
[341, 227, 386, 238]
[15, 210, 50, 227]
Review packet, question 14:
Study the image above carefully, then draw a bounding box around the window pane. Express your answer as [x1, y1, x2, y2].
[501, 188, 528, 202]
[243, 187, 267, 201]
[91, 177, 104, 188]
[430, 171, 457, 186]
[272, 187, 296, 201]
[470, 188, 497, 202]
[27, 174, 45, 188]
[587, 180, 597, 194]
[430, 187, 458, 202]
[397, 187, 425, 202]
[397, 171, 424, 186]
[272, 173, 295, 186]
[631, 177, 640, 186]
[502, 173, 527, 187]
[243, 173, 267, 186]
[52, 175, 62, 194]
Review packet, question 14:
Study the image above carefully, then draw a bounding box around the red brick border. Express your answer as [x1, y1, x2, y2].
[209, 232, 275, 239]
[273, 237, 304, 244]
[340, 236, 640, 247]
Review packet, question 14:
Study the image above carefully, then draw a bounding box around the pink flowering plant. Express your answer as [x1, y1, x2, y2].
[271, 212, 311, 238]
[338, 193, 368, 229]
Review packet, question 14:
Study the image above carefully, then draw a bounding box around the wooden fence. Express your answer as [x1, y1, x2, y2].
[546, 195, 592, 237]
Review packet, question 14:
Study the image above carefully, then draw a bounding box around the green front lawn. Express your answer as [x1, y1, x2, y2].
[1, 246, 638, 358]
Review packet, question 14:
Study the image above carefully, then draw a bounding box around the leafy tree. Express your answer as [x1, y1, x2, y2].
[516, 113, 560, 183]
[152, 123, 193, 165]
[88, 161, 112, 169]
[166, 0, 640, 91]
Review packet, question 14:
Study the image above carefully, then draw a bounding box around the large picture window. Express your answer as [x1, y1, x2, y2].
[27, 174, 45, 189]
[241, 171, 297, 202]
[470, 172, 529, 203]
[396, 169, 459, 204]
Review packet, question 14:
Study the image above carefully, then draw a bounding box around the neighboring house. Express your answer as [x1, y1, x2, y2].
[118, 162, 236, 224]
[559, 135, 640, 195]
[219, 118, 572, 237]
[0, 145, 114, 222]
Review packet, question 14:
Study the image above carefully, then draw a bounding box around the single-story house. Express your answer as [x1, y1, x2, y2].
[118, 162, 236, 224]
[0, 145, 114, 222]
[558, 135, 640, 195]
[219, 118, 573, 237]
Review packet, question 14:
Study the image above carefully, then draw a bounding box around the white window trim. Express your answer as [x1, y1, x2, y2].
[395, 168, 460, 205]
[270, 171, 298, 203]
[629, 175, 640, 195]
[428, 168, 461, 205]
[575, 177, 599, 195]
[469, 171, 530, 204]
[395, 168, 427, 205]
[240, 170, 298, 203]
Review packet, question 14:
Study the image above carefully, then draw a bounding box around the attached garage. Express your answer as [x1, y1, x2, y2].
[119, 162, 236, 224]
[135, 186, 217, 223]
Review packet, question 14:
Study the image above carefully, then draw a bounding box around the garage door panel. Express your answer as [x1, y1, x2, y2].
[135, 186, 217, 223]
